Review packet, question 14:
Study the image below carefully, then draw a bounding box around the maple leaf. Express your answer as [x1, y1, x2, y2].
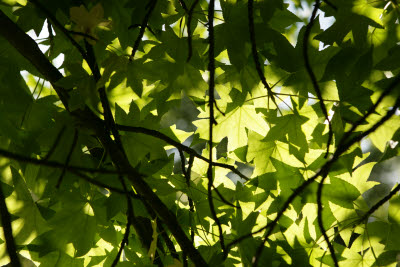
[69, 3, 111, 44]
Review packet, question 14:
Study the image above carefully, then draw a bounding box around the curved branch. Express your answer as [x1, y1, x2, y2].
[316, 174, 339, 267]
[115, 124, 249, 181]
[302, 0, 333, 158]
[56, 129, 78, 188]
[229, 86, 400, 262]
[248, 0, 278, 109]
[28, 0, 89, 62]
[130, 0, 158, 61]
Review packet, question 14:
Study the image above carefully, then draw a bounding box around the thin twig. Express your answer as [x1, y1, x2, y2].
[43, 125, 66, 161]
[187, 155, 195, 243]
[212, 185, 240, 209]
[229, 86, 400, 263]
[338, 74, 400, 149]
[303, 0, 333, 159]
[111, 175, 133, 267]
[47, 20, 54, 58]
[28, 0, 88, 62]
[115, 124, 249, 181]
[323, 0, 338, 10]
[129, 0, 157, 61]
[178, 0, 189, 12]
[69, 170, 127, 194]
[182, 154, 195, 267]
[56, 129, 78, 188]
[248, 0, 278, 111]
[68, 30, 99, 41]
[316, 173, 339, 267]
[358, 183, 400, 223]
[0, 11, 208, 265]
[187, 0, 200, 62]
[0, 148, 122, 175]
[246, 92, 339, 103]
[0, 183, 21, 267]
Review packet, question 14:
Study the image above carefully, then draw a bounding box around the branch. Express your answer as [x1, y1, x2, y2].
[303, 0, 333, 158]
[207, 0, 226, 257]
[0, 183, 21, 267]
[187, 0, 200, 62]
[248, 0, 278, 110]
[115, 124, 249, 181]
[178, 0, 189, 12]
[28, 0, 89, 63]
[43, 125, 66, 161]
[0, 147, 122, 175]
[323, 0, 338, 10]
[0, 12, 208, 264]
[56, 129, 78, 188]
[338, 74, 400, 149]
[111, 176, 133, 267]
[182, 154, 195, 266]
[129, 0, 158, 61]
[230, 86, 400, 263]
[246, 92, 339, 103]
[0, 10, 69, 107]
[212, 185, 240, 209]
[316, 173, 339, 267]
[84, 40, 126, 160]
[358, 183, 400, 223]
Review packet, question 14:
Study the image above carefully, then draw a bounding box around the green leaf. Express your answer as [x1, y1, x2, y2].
[323, 177, 360, 209]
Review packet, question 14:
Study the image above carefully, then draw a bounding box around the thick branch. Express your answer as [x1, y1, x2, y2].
[207, 0, 226, 257]
[0, 183, 21, 267]
[0, 10, 68, 107]
[0, 10, 207, 266]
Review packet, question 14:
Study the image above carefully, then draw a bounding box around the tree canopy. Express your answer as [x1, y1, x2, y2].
[0, 0, 400, 266]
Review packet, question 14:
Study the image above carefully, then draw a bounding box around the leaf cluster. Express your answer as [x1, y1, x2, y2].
[0, 0, 400, 266]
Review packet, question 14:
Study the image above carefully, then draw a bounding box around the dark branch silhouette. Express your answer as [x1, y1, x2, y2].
[115, 124, 249, 180]
[187, 0, 200, 62]
[56, 129, 78, 188]
[248, 0, 278, 110]
[302, 0, 333, 159]
[130, 0, 158, 61]
[0, 10, 208, 265]
[207, 0, 226, 257]
[0, 183, 21, 267]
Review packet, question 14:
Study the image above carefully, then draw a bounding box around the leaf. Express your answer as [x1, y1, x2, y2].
[194, 104, 269, 151]
[324, 177, 360, 209]
[69, 3, 111, 44]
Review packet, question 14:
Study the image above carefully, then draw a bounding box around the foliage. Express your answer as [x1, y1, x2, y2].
[0, 0, 400, 266]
